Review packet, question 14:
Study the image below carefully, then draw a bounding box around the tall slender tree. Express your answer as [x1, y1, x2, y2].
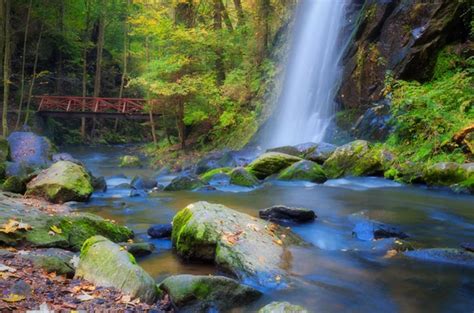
[81, 0, 91, 138]
[256, 0, 271, 65]
[56, 0, 65, 94]
[233, 0, 244, 27]
[214, 0, 225, 85]
[23, 24, 43, 126]
[16, 0, 33, 129]
[2, 0, 11, 136]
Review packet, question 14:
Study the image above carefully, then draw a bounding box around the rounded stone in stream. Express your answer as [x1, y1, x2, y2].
[120, 242, 155, 257]
[159, 274, 261, 313]
[259, 205, 316, 224]
[131, 176, 158, 190]
[148, 224, 173, 238]
[404, 248, 474, 267]
[258, 301, 309, 313]
[352, 220, 408, 241]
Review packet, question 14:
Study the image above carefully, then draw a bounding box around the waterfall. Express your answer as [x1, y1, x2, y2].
[266, 0, 349, 148]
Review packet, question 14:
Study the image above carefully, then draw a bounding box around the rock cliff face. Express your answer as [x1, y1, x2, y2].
[338, 0, 470, 110]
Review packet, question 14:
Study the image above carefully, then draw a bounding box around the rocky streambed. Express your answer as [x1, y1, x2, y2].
[1, 134, 474, 312]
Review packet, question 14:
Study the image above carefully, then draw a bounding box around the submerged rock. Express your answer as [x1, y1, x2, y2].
[229, 167, 259, 187]
[171, 202, 304, 286]
[461, 243, 474, 253]
[91, 176, 107, 193]
[148, 224, 173, 238]
[352, 220, 408, 241]
[164, 174, 206, 191]
[259, 205, 316, 224]
[323, 140, 390, 178]
[277, 160, 327, 183]
[26, 161, 93, 203]
[119, 155, 141, 167]
[76, 236, 158, 303]
[120, 242, 154, 257]
[258, 301, 309, 313]
[159, 274, 261, 312]
[7, 132, 53, 168]
[131, 176, 158, 190]
[405, 248, 474, 268]
[21, 248, 76, 277]
[247, 152, 302, 179]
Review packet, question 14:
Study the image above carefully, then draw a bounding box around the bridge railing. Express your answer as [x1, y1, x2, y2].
[35, 96, 166, 114]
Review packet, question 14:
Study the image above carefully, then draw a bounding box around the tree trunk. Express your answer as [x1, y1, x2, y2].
[213, 0, 225, 85]
[92, 4, 105, 136]
[81, 0, 91, 139]
[2, 0, 11, 136]
[175, 0, 194, 27]
[256, 0, 271, 65]
[23, 24, 43, 126]
[176, 99, 185, 149]
[115, 0, 130, 132]
[233, 0, 244, 27]
[16, 0, 33, 129]
[0, 0, 4, 89]
[56, 0, 65, 94]
[220, 0, 233, 31]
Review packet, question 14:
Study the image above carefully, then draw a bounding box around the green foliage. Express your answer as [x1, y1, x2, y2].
[386, 47, 473, 164]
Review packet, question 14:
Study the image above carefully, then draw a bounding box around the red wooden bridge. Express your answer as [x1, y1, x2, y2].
[35, 95, 169, 120]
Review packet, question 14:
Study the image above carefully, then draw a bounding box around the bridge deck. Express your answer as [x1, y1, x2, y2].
[35, 96, 170, 118]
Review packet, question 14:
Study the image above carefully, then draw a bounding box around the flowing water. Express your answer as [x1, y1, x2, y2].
[65, 146, 474, 313]
[266, 0, 348, 148]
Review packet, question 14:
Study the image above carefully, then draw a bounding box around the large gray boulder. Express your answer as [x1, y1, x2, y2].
[7, 132, 53, 168]
[26, 161, 93, 203]
[75, 236, 158, 304]
[172, 202, 304, 287]
[164, 174, 206, 191]
[159, 274, 261, 312]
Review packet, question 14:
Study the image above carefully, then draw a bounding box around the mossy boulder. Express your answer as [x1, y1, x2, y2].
[0, 194, 133, 250]
[266, 145, 302, 157]
[229, 167, 259, 187]
[76, 236, 158, 303]
[26, 161, 93, 203]
[258, 301, 309, 313]
[322, 140, 390, 178]
[120, 242, 154, 257]
[119, 155, 141, 167]
[172, 202, 304, 287]
[277, 160, 327, 183]
[22, 248, 76, 277]
[199, 167, 232, 183]
[7, 132, 52, 168]
[247, 152, 302, 179]
[451, 177, 474, 194]
[2, 176, 26, 194]
[423, 162, 469, 186]
[159, 274, 261, 312]
[164, 174, 206, 191]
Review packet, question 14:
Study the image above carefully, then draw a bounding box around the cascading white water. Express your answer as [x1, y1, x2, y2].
[267, 0, 348, 148]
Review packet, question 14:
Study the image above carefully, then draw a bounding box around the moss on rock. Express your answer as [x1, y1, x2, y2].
[323, 140, 390, 179]
[423, 162, 468, 186]
[229, 167, 259, 187]
[26, 161, 93, 203]
[159, 274, 261, 312]
[199, 167, 232, 183]
[171, 202, 304, 287]
[258, 301, 309, 313]
[119, 155, 141, 167]
[76, 236, 158, 304]
[277, 160, 327, 183]
[2, 176, 26, 194]
[164, 174, 206, 191]
[247, 152, 302, 179]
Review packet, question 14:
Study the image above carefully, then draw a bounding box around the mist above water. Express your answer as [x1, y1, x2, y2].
[266, 0, 349, 148]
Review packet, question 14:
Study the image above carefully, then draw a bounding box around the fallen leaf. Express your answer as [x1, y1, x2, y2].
[77, 293, 96, 302]
[0, 219, 32, 234]
[2, 293, 26, 303]
[50, 225, 62, 234]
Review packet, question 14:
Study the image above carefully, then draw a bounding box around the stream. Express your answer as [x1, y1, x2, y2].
[65, 145, 474, 313]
